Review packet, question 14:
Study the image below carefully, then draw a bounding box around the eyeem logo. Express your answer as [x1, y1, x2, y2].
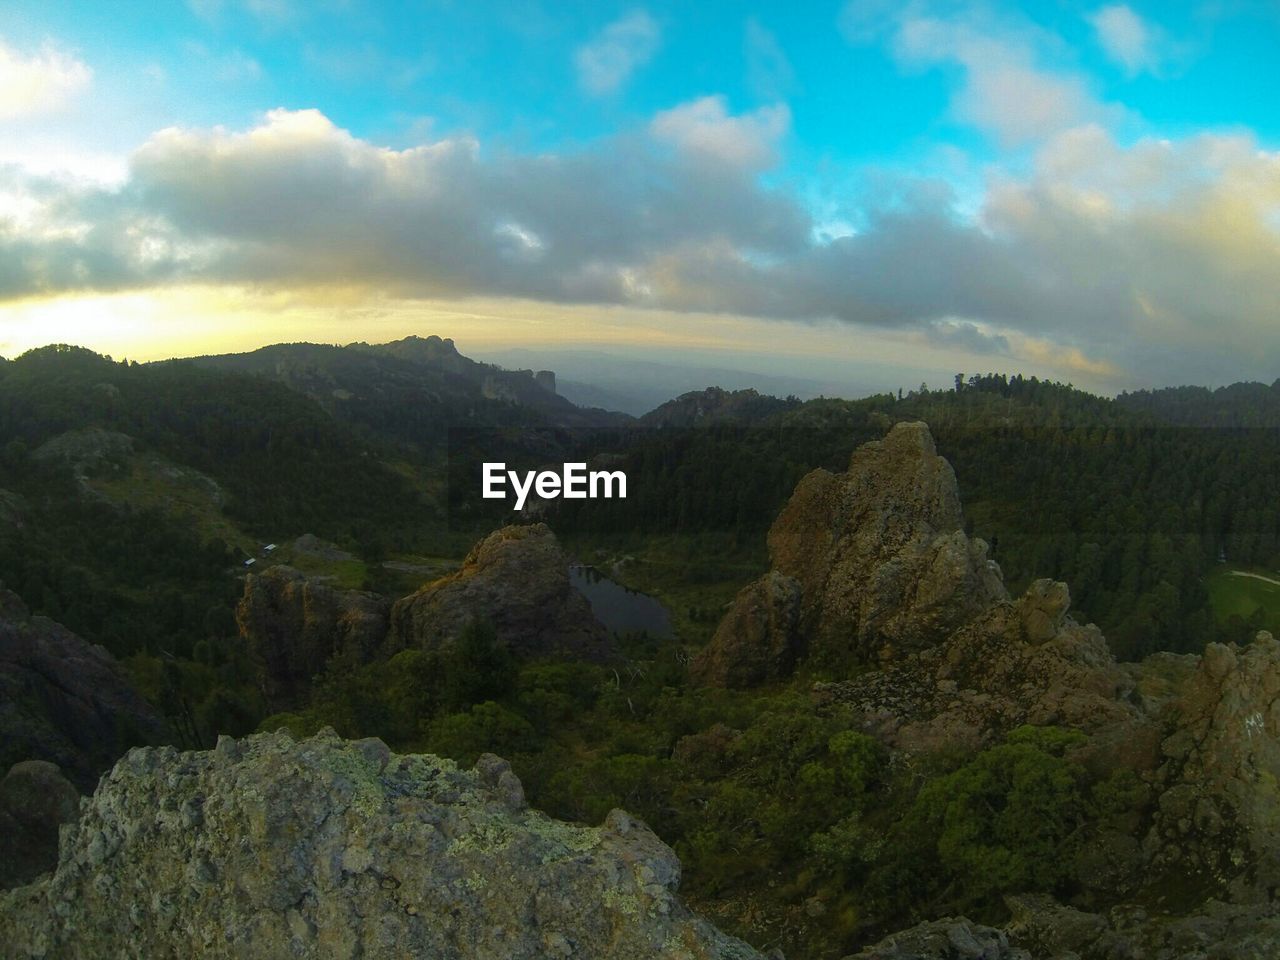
[482, 462, 627, 511]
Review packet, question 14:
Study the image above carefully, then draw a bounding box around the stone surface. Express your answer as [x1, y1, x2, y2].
[0, 760, 81, 889]
[389, 523, 612, 661]
[1145, 631, 1280, 901]
[693, 422, 1006, 685]
[0, 730, 764, 960]
[0, 586, 171, 793]
[236, 565, 390, 707]
[1004, 894, 1280, 960]
[844, 917, 1031, 959]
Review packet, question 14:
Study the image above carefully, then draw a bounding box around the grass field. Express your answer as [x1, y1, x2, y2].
[1207, 566, 1280, 630]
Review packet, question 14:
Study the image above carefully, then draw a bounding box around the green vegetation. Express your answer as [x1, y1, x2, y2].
[1207, 566, 1280, 637]
[7, 344, 1280, 956]
[255, 623, 1137, 956]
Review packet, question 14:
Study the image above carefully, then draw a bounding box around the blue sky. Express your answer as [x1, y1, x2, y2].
[2, 1, 1280, 391]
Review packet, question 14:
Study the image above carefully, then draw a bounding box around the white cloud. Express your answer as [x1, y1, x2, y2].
[1089, 5, 1163, 76]
[5, 109, 1280, 386]
[0, 38, 91, 120]
[650, 97, 790, 170]
[894, 16, 1120, 145]
[574, 10, 660, 96]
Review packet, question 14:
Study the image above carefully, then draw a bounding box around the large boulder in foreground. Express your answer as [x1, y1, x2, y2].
[389, 524, 611, 660]
[693, 422, 1006, 686]
[0, 730, 764, 960]
[237, 566, 390, 707]
[0, 586, 170, 793]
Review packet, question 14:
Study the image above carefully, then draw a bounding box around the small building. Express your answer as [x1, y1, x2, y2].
[263, 543, 277, 554]
[244, 558, 256, 567]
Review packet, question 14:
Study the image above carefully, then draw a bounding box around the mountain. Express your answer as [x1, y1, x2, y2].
[190, 335, 631, 441]
[638, 386, 801, 428]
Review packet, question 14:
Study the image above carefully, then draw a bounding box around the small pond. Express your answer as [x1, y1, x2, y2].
[569, 565, 673, 638]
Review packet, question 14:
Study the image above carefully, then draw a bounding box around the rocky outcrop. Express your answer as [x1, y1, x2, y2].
[1002, 892, 1280, 959]
[1146, 632, 1280, 901]
[0, 762, 81, 890]
[31, 428, 134, 478]
[845, 917, 1030, 959]
[691, 571, 803, 688]
[693, 422, 1006, 685]
[0, 586, 170, 793]
[815, 586, 1141, 755]
[0, 760, 81, 889]
[389, 524, 611, 661]
[0, 730, 764, 959]
[237, 566, 390, 707]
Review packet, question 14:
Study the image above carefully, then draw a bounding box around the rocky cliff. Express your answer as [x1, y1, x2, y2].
[389, 524, 612, 661]
[237, 565, 390, 707]
[0, 730, 764, 960]
[0, 585, 170, 793]
[693, 422, 1006, 685]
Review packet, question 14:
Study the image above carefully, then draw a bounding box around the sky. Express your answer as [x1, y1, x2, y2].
[1, 1, 1279, 394]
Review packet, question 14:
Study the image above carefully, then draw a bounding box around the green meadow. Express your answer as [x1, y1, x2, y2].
[1207, 567, 1280, 632]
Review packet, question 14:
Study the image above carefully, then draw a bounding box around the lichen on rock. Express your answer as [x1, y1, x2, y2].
[0, 730, 762, 959]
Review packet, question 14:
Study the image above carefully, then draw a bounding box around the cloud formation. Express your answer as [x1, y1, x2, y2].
[3, 103, 1280, 386]
[1089, 4, 1163, 76]
[649, 96, 789, 170]
[892, 14, 1120, 145]
[0, 38, 91, 120]
[574, 10, 660, 96]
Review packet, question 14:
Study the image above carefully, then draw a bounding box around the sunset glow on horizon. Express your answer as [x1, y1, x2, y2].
[3, 1, 1279, 390]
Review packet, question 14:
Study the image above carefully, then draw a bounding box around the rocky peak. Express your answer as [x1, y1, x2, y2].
[693, 422, 1006, 685]
[0, 730, 764, 959]
[389, 524, 612, 661]
[0, 585, 170, 793]
[236, 565, 390, 709]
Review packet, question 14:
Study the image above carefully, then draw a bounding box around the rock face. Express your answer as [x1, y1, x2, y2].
[1146, 632, 1280, 900]
[31, 428, 134, 478]
[815, 589, 1139, 756]
[693, 422, 1006, 685]
[0, 730, 764, 960]
[237, 566, 390, 707]
[389, 524, 611, 661]
[0, 760, 81, 889]
[845, 917, 1030, 959]
[0, 586, 171, 793]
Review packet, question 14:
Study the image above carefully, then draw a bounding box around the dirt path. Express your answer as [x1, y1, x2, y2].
[1228, 570, 1280, 588]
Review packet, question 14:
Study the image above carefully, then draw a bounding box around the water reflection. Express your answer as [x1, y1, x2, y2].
[569, 565, 673, 638]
